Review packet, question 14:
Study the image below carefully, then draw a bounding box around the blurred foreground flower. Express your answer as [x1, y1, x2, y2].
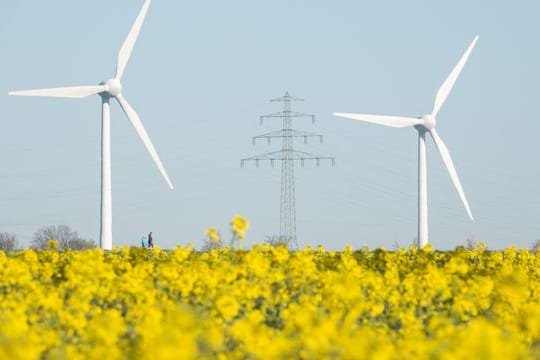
[203, 215, 250, 250]
[205, 228, 220, 243]
[202, 227, 223, 251]
[230, 215, 249, 240]
[1, 245, 540, 358]
[46, 239, 59, 251]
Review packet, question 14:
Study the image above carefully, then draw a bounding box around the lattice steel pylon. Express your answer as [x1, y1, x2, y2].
[241, 92, 335, 248]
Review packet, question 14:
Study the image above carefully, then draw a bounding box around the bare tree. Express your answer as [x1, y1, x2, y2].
[265, 235, 288, 247]
[0, 232, 19, 251]
[67, 238, 97, 250]
[201, 238, 224, 251]
[466, 234, 478, 250]
[531, 239, 540, 253]
[32, 225, 95, 250]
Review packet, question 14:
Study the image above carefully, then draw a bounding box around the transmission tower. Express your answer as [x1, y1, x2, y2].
[241, 92, 335, 248]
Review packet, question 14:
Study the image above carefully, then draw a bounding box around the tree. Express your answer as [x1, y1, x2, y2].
[465, 234, 487, 251]
[531, 239, 540, 253]
[201, 238, 224, 252]
[66, 238, 97, 250]
[265, 235, 288, 247]
[32, 225, 95, 250]
[0, 232, 19, 251]
[466, 234, 478, 250]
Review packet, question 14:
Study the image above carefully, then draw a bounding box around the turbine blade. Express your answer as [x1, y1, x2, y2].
[115, 0, 151, 79]
[115, 94, 174, 189]
[8, 85, 106, 98]
[432, 36, 479, 117]
[430, 129, 473, 220]
[333, 112, 423, 128]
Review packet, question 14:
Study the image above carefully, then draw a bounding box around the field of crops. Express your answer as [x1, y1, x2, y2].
[1, 244, 540, 359]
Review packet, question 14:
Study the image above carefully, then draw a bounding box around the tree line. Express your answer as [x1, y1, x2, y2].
[0, 224, 96, 251]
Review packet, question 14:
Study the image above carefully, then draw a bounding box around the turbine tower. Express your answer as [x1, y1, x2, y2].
[334, 36, 479, 248]
[241, 92, 335, 248]
[9, 0, 173, 250]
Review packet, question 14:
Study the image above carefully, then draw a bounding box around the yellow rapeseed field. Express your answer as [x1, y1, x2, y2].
[1, 244, 540, 359]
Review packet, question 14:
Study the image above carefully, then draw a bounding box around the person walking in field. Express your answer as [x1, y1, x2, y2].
[148, 232, 153, 249]
[141, 235, 147, 248]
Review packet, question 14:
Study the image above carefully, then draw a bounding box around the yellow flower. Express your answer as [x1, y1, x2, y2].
[215, 295, 240, 321]
[2, 241, 540, 358]
[46, 239, 59, 250]
[205, 228, 220, 243]
[230, 215, 249, 239]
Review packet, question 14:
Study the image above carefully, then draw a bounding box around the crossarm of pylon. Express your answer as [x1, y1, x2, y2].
[252, 129, 323, 144]
[260, 111, 316, 124]
[259, 111, 285, 120]
[288, 150, 335, 163]
[240, 150, 335, 167]
[270, 93, 304, 102]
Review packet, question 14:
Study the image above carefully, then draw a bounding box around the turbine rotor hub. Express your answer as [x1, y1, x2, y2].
[102, 78, 122, 97]
[422, 114, 436, 130]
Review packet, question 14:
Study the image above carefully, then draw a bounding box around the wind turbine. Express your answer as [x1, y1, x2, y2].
[334, 36, 478, 248]
[9, 0, 173, 250]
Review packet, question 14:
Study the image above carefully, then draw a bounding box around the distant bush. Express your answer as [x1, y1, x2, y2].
[66, 238, 97, 250]
[32, 224, 95, 250]
[0, 232, 19, 251]
[264, 234, 288, 247]
[531, 239, 540, 253]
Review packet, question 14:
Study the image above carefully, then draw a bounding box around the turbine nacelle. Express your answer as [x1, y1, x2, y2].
[421, 114, 436, 130]
[100, 78, 123, 97]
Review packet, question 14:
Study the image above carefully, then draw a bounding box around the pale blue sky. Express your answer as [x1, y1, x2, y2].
[0, 0, 538, 250]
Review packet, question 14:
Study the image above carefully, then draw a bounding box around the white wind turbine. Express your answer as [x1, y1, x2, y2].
[9, 0, 173, 250]
[334, 36, 478, 248]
